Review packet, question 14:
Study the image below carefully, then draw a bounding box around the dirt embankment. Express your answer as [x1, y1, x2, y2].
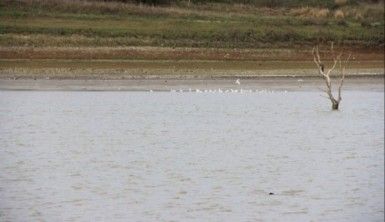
[0, 47, 383, 61]
[0, 46, 383, 80]
[0, 77, 383, 91]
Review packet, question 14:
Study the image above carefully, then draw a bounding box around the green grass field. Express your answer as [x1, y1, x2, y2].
[1, 0, 384, 48]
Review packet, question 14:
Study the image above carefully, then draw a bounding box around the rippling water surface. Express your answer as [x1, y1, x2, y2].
[0, 90, 383, 221]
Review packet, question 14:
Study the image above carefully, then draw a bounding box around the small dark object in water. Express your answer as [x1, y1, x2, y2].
[269, 192, 274, 195]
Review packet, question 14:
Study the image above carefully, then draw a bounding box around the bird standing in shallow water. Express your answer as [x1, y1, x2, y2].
[235, 79, 240, 85]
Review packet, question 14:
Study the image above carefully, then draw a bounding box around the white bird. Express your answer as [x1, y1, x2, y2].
[235, 79, 241, 85]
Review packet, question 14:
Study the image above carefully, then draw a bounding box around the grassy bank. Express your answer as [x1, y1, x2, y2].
[0, 0, 383, 79]
[1, 0, 384, 49]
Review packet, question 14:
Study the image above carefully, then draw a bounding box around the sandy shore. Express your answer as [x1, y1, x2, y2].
[1, 66, 384, 80]
[0, 77, 383, 91]
[1, 56, 383, 80]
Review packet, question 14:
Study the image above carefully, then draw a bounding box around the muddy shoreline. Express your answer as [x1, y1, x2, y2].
[1, 67, 383, 80]
[1, 76, 383, 91]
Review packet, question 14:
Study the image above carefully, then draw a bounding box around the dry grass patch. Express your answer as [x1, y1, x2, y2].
[334, 9, 345, 19]
[290, 7, 330, 18]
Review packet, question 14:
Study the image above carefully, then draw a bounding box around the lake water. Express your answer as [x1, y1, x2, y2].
[0, 89, 383, 221]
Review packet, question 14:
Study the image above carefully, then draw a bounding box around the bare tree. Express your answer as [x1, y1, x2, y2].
[312, 45, 351, 110]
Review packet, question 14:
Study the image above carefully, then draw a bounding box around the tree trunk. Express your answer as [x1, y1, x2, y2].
[331, 100, 339, 110]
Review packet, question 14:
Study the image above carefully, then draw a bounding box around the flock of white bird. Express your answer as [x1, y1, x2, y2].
[163, 88, 288, 93]
[149, 79, 296, 94]
[146, 79, 290, 93]
[147, 79, 291, 93]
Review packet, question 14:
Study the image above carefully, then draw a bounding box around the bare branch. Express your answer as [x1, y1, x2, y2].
[312, 47, 320, 66]
[326, 53, 341, 77]
[315, 45, 322, 64]
[312, 45, 351, 110]
[312, 46, 328, 78]
[337, 53, 351, 102]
